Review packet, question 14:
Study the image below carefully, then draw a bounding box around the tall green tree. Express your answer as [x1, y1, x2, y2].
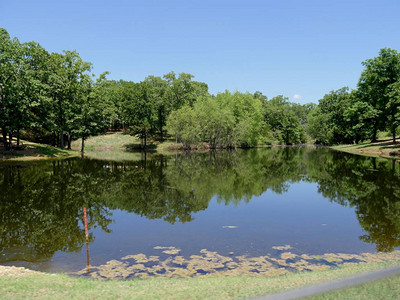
[0, 29, 24, 150]
[264, 95, 304, 144]
[46, 51, 92, 149]
[144, 75, 169, 139]
[163, 71, 208, 110]
[71, 73, 109, 153]
[387, 80, 400, 142]
[357, 48, 400, 142]
[121, 81, 155, 148]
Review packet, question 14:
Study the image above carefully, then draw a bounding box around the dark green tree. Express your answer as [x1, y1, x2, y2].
[357, 48, 400, 142]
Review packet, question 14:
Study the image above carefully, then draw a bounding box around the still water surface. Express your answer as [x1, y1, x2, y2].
[1, 147, 399, 277]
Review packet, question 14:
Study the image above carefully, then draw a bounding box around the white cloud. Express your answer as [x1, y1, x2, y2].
[293, 94, 302, 101]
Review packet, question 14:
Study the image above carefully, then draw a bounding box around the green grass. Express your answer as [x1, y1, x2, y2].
[312, 275, 400, 299]
[1, 261, 399, 299]
[1, 140, 78, 161]
[332, 138, 400, 159]
[71, 132, 138, 151]
[71, 132, 182, 161]
[71, 132, 157, 161]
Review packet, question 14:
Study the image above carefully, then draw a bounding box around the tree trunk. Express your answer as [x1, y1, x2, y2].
[158, 108, 164, 140]
[17, 128, 20, 146]
[81, 136, 85, 153]
[2, 128, 9, 151]
[67, 131, 72, 150]
[392, 124, 397, 143]
[8, 132, 12, 149]
[60, 131, 64, 149]
[51, 132, 55, 146]
[371, 121, 378, 143]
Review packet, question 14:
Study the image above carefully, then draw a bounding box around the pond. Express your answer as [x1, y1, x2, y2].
[1, 147, 400, 279]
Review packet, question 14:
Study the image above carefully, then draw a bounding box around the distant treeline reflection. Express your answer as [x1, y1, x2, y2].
[0, 147, 399, 262]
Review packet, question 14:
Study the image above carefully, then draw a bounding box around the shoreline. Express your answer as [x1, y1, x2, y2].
[1, 260, 399, 299]
[331, 139, 400, 160]
[3, 133, 400, 163]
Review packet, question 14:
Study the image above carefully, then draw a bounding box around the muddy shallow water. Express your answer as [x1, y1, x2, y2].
[1, 147, 399, 278]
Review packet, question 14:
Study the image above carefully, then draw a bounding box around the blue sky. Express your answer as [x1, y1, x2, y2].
[2, 0, 400, 103]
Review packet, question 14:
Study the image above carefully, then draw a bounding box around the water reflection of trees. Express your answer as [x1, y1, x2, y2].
[0, 147, 399, 263]
[0, 159, 113, 263]
[306, 150, 400, 252]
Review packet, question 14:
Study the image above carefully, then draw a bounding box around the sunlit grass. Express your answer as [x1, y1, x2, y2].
[1, 139, 78, 161]
[71, 132, 181, 161]
[312, 274, 400, 299]
[332, 138, 400, 159]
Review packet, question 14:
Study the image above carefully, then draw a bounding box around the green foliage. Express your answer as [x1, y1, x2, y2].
[166, 105, 199, 149]
[120, 81, 156, 148]
[357, 48, 400, 142]
[166, 91, 265, 148]
[307, 106, 330, 144]
[308, 87, 353, 145]
[2, 27, 400, 149]
[263, 95, 306, 144]
[387, 79, 400, 140]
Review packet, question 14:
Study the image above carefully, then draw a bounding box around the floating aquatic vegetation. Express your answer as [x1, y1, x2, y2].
[121, 254, 159, 263]
[272, 245, 292, 250]
[75, 246, 400, 280]
[281, 252, 297, 260]
[154, 246, 181, 255]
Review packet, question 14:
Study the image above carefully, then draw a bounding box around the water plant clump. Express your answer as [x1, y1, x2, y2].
[75, 246, 400, 280]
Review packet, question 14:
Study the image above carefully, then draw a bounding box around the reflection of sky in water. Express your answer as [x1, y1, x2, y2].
[49, 182, 372, 273]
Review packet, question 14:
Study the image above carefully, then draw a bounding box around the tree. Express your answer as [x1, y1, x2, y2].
[264, 95, 304, 144]
[343, 93, 378, 143]
[72, 73, 107, 153]
[163, 71, 209, 110]
[121, 81, 155, 148]
[0, 29, 24, 150]
[0, 29, 51, 150]
[387, 80, 400, 142]
[307, 88, 358, 145]
[46, 51, 92, 149]
[194, 96, 235, 148]
[144, 75, 169, 140]
[357, 48, 400, 142]
[166, 105, 199, 149]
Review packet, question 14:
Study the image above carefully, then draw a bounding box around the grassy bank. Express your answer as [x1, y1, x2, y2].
[1, 261, 399, 299]
[71, 132, 158, 161]
[0, 139, 78, 162]
[4, 133, 400, 162]
[332, 138, 400, 159]
[71, 132, 201, 161]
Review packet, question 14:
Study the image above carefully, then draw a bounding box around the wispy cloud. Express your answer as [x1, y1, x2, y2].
[293, 94, 302, 101]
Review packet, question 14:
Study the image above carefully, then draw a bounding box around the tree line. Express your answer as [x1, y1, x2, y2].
[308, 48, 400, 145]
[1, 28, 400, 151]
